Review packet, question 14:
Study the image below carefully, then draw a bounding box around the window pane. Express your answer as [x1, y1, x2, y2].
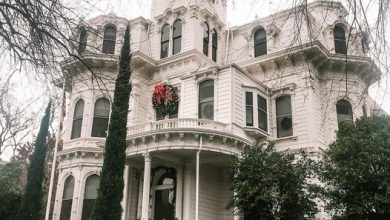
[173, 20, 182, 38]
[71, 118, 82, 139]
[334, 25, 347, 54]
[257, 95, 267, 131]
[246, 107, 253, 126]
[212, 30, 217, 61]
[277, 115, 293, 138]
[78, 28, 87, 54]
[81, 199, 95, 220]
[94, 98, 110, 117]
[102, 26, 116, 54]
[199, 102, 214, 120]
[254, 29, 267, 57]
[173, 37, 181, 55]
[60, 176, 75, 220]
[257, 95, 267, 111]
[199, 80, 214, 101]
[91, 118, 109, 137]
[258, 110, 268, 132]
[60, 200, 72, 220]
[169, 87, 179, 119]
[84, 175, 100, 199]
[161, 25, 170, 42]
[161, 42, 169, 58]
[276, 96, 291, 116]
[203, 23, 209, 56]
[337, 100, 353, 126]
[74, 100, 84, 118]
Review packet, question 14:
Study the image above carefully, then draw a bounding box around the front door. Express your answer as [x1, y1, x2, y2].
[154, 186, 175, 220]
[152, 167, 176, 220]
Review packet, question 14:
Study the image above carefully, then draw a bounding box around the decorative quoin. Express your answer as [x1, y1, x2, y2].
[152, 83, 179, 116]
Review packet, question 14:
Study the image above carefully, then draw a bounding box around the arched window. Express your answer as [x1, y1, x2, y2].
[153, 167, 176, 220]
[102, 26, 116, 54]
[161, 24, 170, 58]
[336, 100, 353, 126]
[211, 29, 217, 62]
[60, 176, 75, 220]
[334, 24, 347, 54]
[203, 23, 210, 56]
[71, 99, 84, 139]
[91, 98, 110, 137]
[172, 20, 182, 55]
[254, 28, 267, 57]
[276, 95, 293, 138]
[81, 175, 100, 220]
[199, 80, 214, 120]
[78, 27, 87, 54]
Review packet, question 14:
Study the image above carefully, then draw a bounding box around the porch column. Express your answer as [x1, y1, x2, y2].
[141, 153, 151, 220]
[182, 163, 193, 220]
[175, 168, 184, 220]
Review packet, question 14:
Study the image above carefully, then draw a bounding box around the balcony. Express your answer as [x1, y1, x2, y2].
[127, 118, 229, 137]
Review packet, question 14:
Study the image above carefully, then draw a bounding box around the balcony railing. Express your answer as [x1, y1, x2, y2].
[127, 118, 229, 136]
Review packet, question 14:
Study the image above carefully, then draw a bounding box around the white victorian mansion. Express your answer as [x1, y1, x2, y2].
[53, 0, 384, 220]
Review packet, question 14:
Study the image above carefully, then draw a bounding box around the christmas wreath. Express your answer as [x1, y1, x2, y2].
[152, 83, 179, 116]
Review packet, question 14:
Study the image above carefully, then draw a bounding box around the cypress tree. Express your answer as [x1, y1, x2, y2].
[17, 101, 52, 220]
[92, 25, 132, 220]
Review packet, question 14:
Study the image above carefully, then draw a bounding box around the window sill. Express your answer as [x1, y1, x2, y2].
[244, 126, 269, 138]
[275, 135, 298, 142]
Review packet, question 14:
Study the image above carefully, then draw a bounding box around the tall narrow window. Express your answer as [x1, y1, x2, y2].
[78, 27, 87, 54]
[71, 99, 84, 139]
[161, 24, 170, 58]
[91, 98, 110, 137]
[60, 176, 75, 220]
[245, 92, 253, 126]
[254, 28, 267, 57]
[172, 20, 182, 55]
[211, 29, 217, 62]
[199, 80, 214, 120]
[102, 26, 117, 54]
[169, 87, 179, 119]
[336, 100, 353, 126]
[334, 24, 347, 54]
[257, 95, 268, 132]
[276, 96, 293, 138]
[203, 23, 210, 56]
[81, 175, 100, 220]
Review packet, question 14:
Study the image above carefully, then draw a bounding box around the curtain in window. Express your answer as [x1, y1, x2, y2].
[71, 99, 84, 139]
[211, 29, 217, 62]
[199, 80, 214, 120]
[81, 175, 100, 220]
[78, 27, 87, 54]
[254, 28, 267, 57]
[91, 98, 110, 137]
[203, 23, 209, 56]
[334, 24, 347, 54]
[336, 100, 353, 126]
[257, 95, 268, 132]
[102, 26, 116, 54]
[172, 20, 182, 55]
[161, 24, 170, 58]
[276, 96, 293, 138]
[60, 176, 75, 220]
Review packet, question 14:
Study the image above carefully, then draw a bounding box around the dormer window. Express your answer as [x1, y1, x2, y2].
[102, 26, 117, 54]
[254, 28, 267, 57]
[161, 24, 170, 59]
[334, 24, 347, 54]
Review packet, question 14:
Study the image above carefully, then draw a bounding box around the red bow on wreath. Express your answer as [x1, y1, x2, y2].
[153, 83, 166, 105]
